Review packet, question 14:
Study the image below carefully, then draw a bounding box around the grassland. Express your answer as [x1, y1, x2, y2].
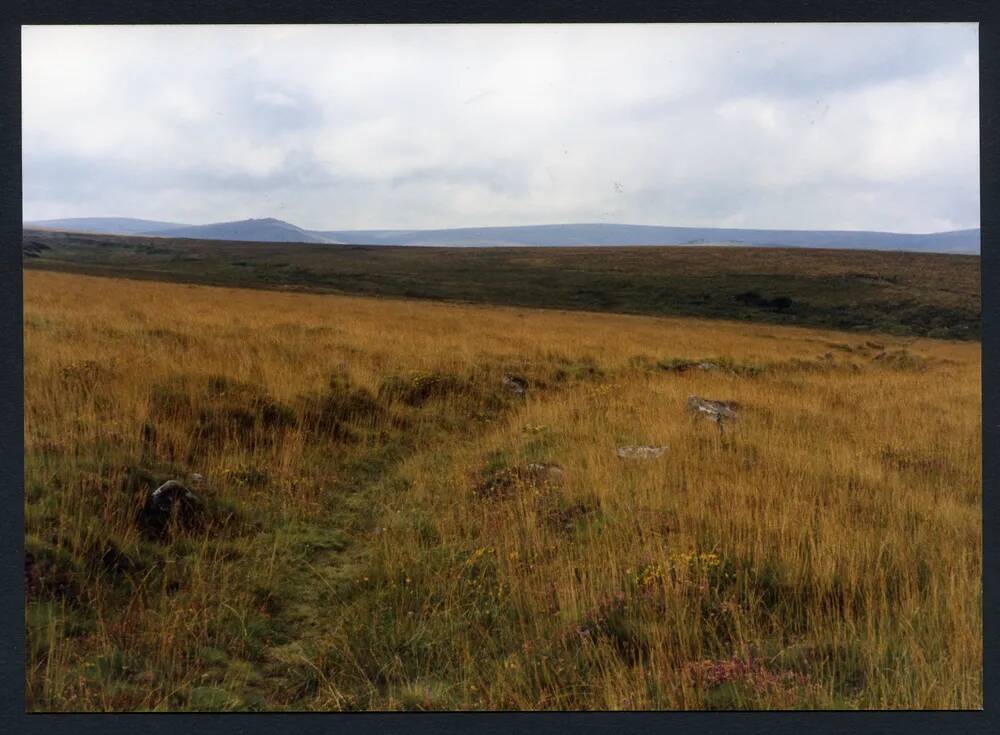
[23, 228, 981, 340]
[24, 270, 981, 711]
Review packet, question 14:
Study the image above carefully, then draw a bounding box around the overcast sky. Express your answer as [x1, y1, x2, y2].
[22, 23, 979, 233]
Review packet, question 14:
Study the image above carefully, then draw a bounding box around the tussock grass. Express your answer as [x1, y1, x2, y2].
[24, 270, 981, 710]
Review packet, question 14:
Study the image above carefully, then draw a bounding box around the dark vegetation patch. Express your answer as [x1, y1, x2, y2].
[469, 452, 596, 533]
[727, 551, 930, 642]
[871, 349, 930, 372]
[682, 655, 820, 709]
[25, 536, 81, 603]
[378, 371, 472, 407]
[878, 445, 949, 474]
[472, 457, 565, 502]
[537, 491, 598, 535]
[376, 368, 525, 430]
[23, 240, 51, 258]
[144, 327, 196, 349]
[148, 375, 296, 454]
[60, 359, 118, 393]
[655, 356, 766, 377]
[551, 356, 605, 383]
[769, 638, 868, 701]
[734, 291, 796, 312]
[568, 592, 649, 665]
[23, 229, 981, 340]
[299, 371, 388, 441]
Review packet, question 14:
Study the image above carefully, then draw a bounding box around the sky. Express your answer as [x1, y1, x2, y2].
[22, 23, 979, 233]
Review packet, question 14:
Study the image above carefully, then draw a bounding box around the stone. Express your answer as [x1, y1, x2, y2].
[502, 374, 528, 395]
[149, 479, 198, 511]
[687, 395, 738, 423]
[617, 445, 668, 459]
[525, 462, 564, 483]
[138, 479, 201, 537]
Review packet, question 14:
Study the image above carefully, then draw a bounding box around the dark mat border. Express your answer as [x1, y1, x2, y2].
[2, 3, 996, 733]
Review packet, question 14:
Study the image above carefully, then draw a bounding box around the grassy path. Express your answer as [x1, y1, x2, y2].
[244, 447, 410, 709]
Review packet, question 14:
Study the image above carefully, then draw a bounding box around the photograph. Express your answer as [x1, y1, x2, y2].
[21, 22, 982, 711]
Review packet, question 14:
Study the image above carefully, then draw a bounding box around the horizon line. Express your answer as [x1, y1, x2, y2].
[22, 216, 982, 238]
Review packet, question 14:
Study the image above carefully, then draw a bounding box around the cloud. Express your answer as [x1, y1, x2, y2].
[22, 23, 979, 232]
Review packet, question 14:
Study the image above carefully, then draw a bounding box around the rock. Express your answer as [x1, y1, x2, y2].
[687, 395, 738, 423]
[149, 479, 199, 511]
[502, 374, 528, 395]
[698, 361, 719, 371]
[138, 479, 201, 537]
[617, 445, 668, 459]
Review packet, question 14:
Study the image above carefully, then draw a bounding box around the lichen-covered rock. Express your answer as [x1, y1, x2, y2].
[687, 395, 738, 423]
[616, 445, 668, 459]
[524, 462, 564, 483]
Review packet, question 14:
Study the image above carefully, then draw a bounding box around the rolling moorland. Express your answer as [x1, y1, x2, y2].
[22, 228, 981, 340]
[24, 267, 981, 711]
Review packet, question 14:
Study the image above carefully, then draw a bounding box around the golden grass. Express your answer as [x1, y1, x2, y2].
[24, 269, 981, 710]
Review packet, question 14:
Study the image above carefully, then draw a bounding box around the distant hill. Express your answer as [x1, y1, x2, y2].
[142, 218, 336, 244]
[25, 217, 185, 235]
[24, 217, 981, 253]
[315, 223, 981, 253]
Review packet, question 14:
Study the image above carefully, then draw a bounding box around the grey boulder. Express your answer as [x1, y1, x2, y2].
[687, 395, 738, 423]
